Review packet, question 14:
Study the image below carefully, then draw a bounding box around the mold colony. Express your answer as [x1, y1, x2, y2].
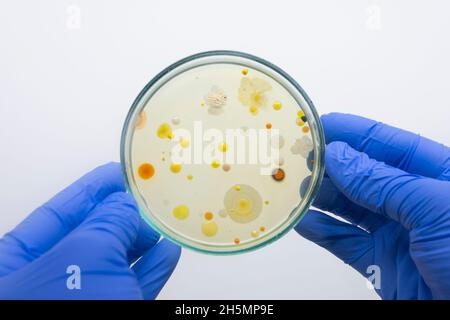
[130, 62, 315, 251]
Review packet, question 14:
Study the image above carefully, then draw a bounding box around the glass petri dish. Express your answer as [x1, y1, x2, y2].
[121, 51, 325, 254]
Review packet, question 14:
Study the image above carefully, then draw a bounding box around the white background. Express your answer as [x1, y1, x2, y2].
[1, 0, 449, 299]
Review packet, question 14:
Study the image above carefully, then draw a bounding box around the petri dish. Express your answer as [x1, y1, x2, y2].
[121, 51, 325, 254]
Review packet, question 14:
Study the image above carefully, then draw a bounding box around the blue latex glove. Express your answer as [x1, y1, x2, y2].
[0, 162, 181, 299]
[296, 113, 450, 299]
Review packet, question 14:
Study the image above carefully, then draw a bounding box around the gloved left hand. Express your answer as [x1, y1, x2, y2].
[0, 162, 181, 299]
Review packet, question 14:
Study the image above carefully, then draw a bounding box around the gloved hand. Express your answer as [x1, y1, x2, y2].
[296, 113, 450, 299]
[0, 162, 181, 299]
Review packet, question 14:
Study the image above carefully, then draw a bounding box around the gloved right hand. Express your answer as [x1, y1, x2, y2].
[296, 113, 450, 299]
